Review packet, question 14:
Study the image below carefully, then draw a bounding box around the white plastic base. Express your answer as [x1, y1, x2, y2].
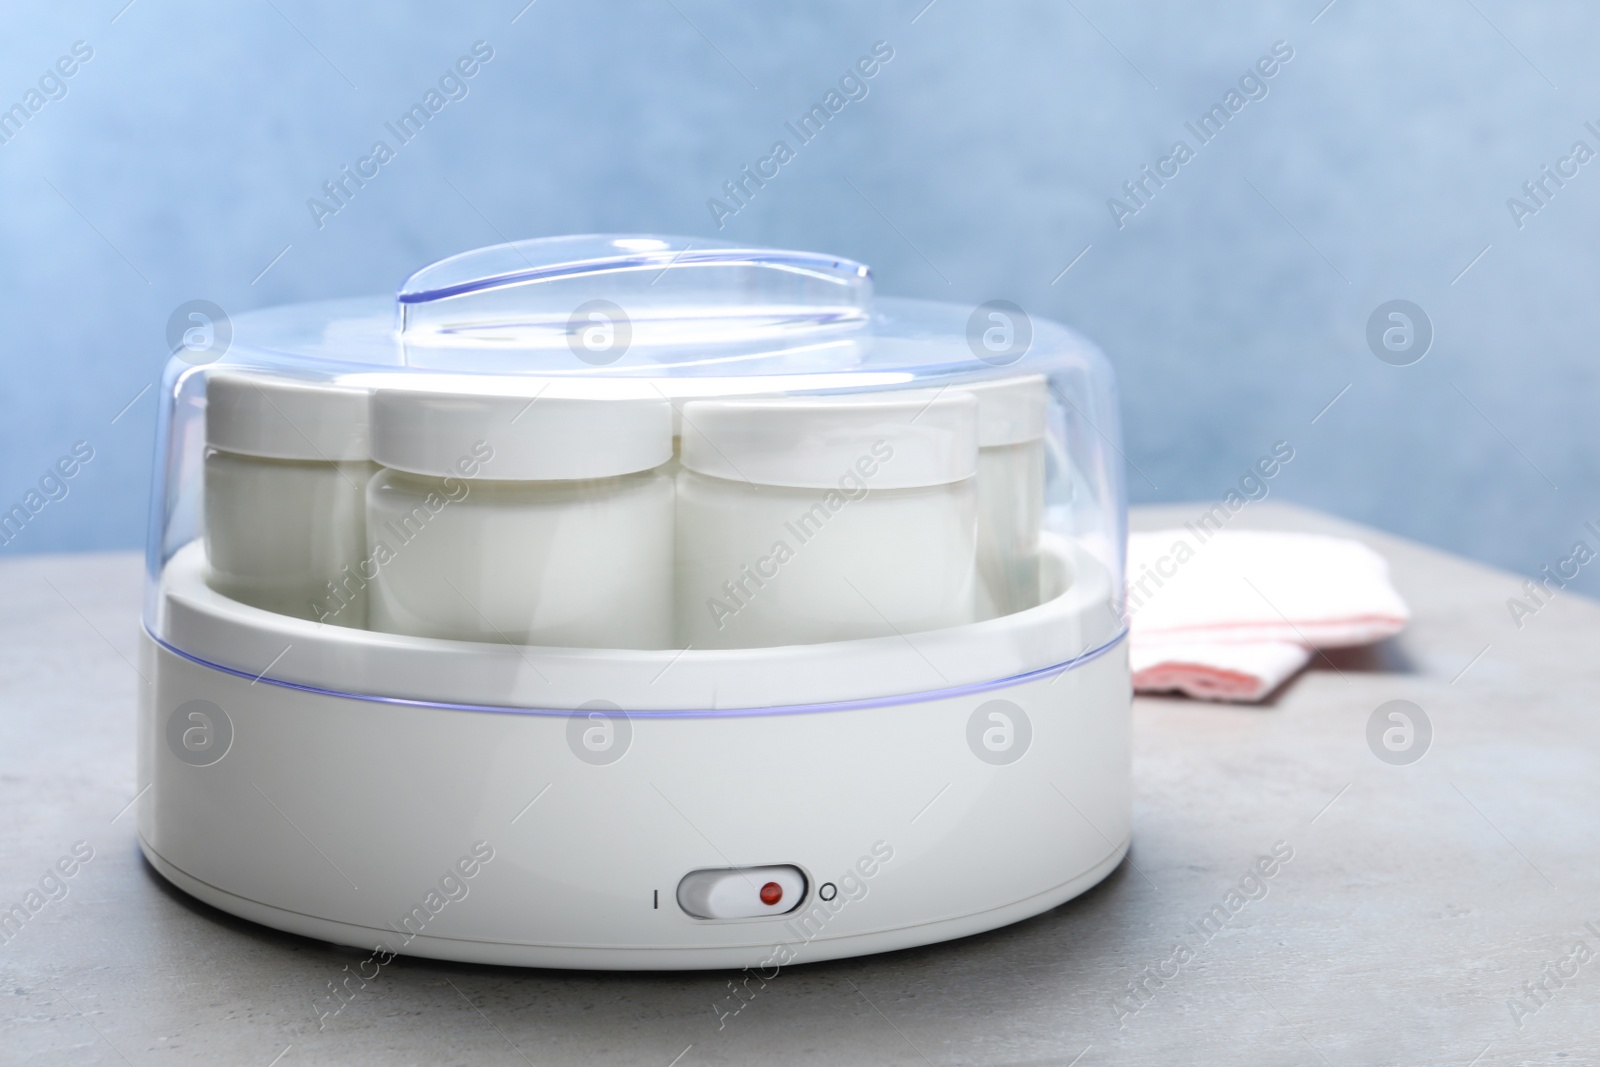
[138, 538, 1130, 970]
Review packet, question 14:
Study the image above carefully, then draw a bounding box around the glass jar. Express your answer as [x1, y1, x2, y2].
[675, 392, 978, 649]
[202, 370, 373, 626]
[968, 374, 1048, 617]
[364, 387, 675, 649]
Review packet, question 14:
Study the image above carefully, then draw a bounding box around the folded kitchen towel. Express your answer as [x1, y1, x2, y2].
[1129, 639, 1314, 703]
[1126, 529, 1409, 702]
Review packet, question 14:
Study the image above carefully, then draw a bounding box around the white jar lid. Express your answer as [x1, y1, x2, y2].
[964, 374, 1048, 447]
[680, 392, 977, 489]
[205, 370, 370, 462]
[370, 383, 672, 481]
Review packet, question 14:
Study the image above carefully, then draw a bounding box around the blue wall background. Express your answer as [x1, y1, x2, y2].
[2, 0, 1597, 596]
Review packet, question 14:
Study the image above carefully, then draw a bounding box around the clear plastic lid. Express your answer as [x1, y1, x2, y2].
[146, 235, 1126, 708]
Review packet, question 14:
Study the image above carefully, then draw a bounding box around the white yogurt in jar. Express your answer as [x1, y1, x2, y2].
[365, 385, 675, 650]
[965, 375, 1049, 618]
[676, 392, 979, 649]
[203, 370, 373, 626]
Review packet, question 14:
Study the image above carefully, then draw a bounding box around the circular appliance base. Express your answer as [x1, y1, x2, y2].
[138, 534, 1131, 971]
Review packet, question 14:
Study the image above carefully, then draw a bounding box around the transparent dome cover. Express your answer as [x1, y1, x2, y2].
[146, 235, 1126, 713]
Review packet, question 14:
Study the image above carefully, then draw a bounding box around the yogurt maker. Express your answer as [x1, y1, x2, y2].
[138, 235, 1130, 970]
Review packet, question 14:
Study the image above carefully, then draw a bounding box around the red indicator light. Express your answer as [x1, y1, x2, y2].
[759, 881, 783, 906]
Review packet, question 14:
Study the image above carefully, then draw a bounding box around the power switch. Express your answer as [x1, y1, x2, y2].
[676, 866, 806, 919]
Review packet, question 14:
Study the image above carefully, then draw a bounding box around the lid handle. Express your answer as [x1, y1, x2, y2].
[397, 235, 872, 347]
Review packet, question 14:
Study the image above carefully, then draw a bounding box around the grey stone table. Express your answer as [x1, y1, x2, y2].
[3, 502, 1597, 1065]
